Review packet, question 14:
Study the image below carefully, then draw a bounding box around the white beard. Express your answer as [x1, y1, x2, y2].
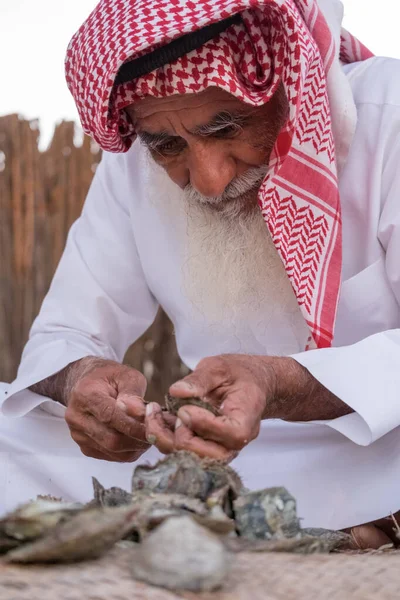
[182, 196, 296, 327]
[146, 156, 305, 333]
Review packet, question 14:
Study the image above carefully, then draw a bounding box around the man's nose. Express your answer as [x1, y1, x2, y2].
[188, 142, 236, 198]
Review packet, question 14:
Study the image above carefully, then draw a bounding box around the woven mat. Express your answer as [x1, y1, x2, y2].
[0, 547, 399, 600]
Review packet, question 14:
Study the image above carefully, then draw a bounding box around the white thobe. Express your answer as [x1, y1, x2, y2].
[1, 56, 400, 529]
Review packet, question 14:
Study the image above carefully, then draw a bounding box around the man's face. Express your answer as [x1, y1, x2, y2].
[127, 84, 293, 328]
[127, 84, 287, 210]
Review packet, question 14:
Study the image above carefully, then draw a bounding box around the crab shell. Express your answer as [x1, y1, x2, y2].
[165, 394, 220, 417]
[4, 505, 140, 564]
[132, 451, 243, 509]
[130, 515, 231, 592]
[91, 477, 133, 508]
[233, 487, 301, 540]
[0, 500, 83, 541]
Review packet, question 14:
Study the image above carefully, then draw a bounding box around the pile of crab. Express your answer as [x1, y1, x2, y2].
[0, 445, 352, 592]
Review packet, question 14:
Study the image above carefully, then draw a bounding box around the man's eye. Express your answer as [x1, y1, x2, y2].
[213, 124, 242, 139]
[153, 139, 186, 156]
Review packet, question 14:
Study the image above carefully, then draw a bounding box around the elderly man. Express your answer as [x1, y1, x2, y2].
[1, 0, 400, 548]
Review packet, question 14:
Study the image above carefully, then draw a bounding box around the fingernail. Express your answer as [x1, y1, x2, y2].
[146, 434, 156, 445]
[175, 418, 183, 431]
[178, 409, 191, 427]
[172, 381, 193, 391]
[116, 399, 127, 413]
[145, 403, 154, 417]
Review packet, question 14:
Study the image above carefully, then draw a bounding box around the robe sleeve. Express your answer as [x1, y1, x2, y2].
[291, 116, 400, 446]
[1, 151, 159, 418]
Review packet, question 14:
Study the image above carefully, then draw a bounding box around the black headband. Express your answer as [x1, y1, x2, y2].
[114, 13, 242, 86]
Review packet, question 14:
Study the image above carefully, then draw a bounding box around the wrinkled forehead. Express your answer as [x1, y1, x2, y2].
[126, 87, 249, 125]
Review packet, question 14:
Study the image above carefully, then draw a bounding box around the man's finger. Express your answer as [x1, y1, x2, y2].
[169, 356, 230, 399]
[116, 368, 148, 415]
[174, 421, 235, 460]
[177, 398, 259, 450]
[116, 394, 146, 422]
[87, 393, 148, 440]
[82, 415, 149, 453]
[145, 403, 175, 454]
[70, 429, 143, 463]
[162, 411, 178, 429]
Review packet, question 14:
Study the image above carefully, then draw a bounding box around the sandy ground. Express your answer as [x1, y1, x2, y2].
[0, 546, 399, 600]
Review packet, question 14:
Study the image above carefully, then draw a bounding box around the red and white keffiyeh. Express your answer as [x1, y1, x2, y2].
[65, 0, 373, 349]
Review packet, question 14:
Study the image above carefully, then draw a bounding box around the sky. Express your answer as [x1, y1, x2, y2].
[0, 0, 399, 148]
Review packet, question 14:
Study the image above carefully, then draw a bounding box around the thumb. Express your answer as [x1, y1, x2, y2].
[116, 367, 147, 418]
[169, 360, 226, 398]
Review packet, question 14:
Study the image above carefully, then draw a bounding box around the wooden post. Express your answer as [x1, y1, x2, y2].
[0, 115, 184, 398]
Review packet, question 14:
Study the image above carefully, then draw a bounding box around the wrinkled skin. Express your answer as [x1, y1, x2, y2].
[145, 355, 272, 461]
[128, 86, 286, 200]
[145, 354, 349, 461]
[65, 358, 150, 462]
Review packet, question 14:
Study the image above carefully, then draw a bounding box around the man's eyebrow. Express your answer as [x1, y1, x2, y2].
[191, 110, 250, 136]
[137, 109, 251, 148]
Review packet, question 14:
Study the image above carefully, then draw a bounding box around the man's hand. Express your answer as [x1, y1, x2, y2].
[145, 354, 352, 461]
[31, 357, 150, 462]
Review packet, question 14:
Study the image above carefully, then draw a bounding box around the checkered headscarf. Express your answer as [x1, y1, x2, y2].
[65, 0, 373, 348]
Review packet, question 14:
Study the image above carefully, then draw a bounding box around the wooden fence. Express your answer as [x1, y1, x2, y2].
[0, 115, 186, 402]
